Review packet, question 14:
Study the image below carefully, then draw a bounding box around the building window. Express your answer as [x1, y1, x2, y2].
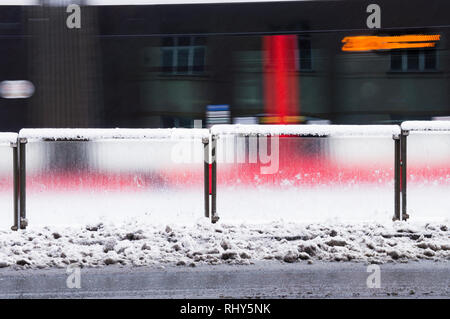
[161, 36, 206, 75]
[407, 49, 419, 70]
[390, 50, 403, 70]
[424, 48, 438, 70]
[298, 38, 312, 70]
[390, 48, 437, 72]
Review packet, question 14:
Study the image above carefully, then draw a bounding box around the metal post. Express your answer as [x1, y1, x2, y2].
[11, 141, 19, 231]
[19, 138, 28, 229]
[400, 130, 409, 221]
[211, 135, 219, 223]
[202, 137, 210, 218]
[393, 136, 401, 221]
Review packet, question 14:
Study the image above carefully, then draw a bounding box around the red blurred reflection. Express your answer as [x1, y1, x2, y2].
[263, 35, 300, 124]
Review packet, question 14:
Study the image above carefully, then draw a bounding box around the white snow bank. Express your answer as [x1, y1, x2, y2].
[211, 124, 401, 137]
[0, 133, 18, 145]
[402, 121, 450, 132]
[0, 220, 448, 269]
[19, 128, 209, 141]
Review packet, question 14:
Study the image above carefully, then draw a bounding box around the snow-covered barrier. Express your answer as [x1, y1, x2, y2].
[0, 133, 17, 230]
[401, 121, 450, 222]
[211, 124, 401, 223]
[18, 129, 209, 227]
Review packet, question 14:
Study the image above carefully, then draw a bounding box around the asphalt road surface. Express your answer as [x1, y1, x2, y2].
[0, 261, 448, 298]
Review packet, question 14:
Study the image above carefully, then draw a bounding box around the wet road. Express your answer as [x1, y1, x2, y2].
[0, 261, 448, 298]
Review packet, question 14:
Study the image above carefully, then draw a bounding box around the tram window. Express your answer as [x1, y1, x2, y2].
[161, 36, 206, 75]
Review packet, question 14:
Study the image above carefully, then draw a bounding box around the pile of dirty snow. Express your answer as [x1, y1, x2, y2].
[0, 220, 448, 269]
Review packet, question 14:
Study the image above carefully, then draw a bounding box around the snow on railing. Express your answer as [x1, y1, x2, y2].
[13, 128, 211, 229]
[399, 121, 450, 223]
[401, 121, 450, 132]
[210, 124, 402, 224]
[0, 133, 18, 145]
[0, 133, 18, 230]
[2, 123, 450, 229]
[19, 128, 209, 141]
[211, 124, 401, 137]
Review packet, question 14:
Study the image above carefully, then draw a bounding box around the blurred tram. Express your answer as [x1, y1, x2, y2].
[0, 0, 450, 131]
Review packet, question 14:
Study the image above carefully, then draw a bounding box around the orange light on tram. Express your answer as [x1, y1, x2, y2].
[342, 34, 441, 52]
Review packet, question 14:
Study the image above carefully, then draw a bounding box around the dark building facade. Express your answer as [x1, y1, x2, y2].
[0, 1, 449, 131]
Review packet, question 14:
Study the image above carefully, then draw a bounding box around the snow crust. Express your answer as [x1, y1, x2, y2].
[19, 128, 210, 141]
[211, 124, 401, 137]
[402, 121, 450, 132]
[0, 133, 18, 144]
[0, 220, 448, 269]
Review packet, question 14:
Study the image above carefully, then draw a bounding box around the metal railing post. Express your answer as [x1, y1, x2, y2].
[19, 137, 28, 229]
[393, 135, 401, 221]
[211, 135, 219, 223]
[11, 141, 19, 231]
[202, 137, 210, 218]
[400, 130, 409, 221]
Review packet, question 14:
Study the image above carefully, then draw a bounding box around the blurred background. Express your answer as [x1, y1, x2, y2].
[0, 0, 449, 131]
[0, 1, 449, 227]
